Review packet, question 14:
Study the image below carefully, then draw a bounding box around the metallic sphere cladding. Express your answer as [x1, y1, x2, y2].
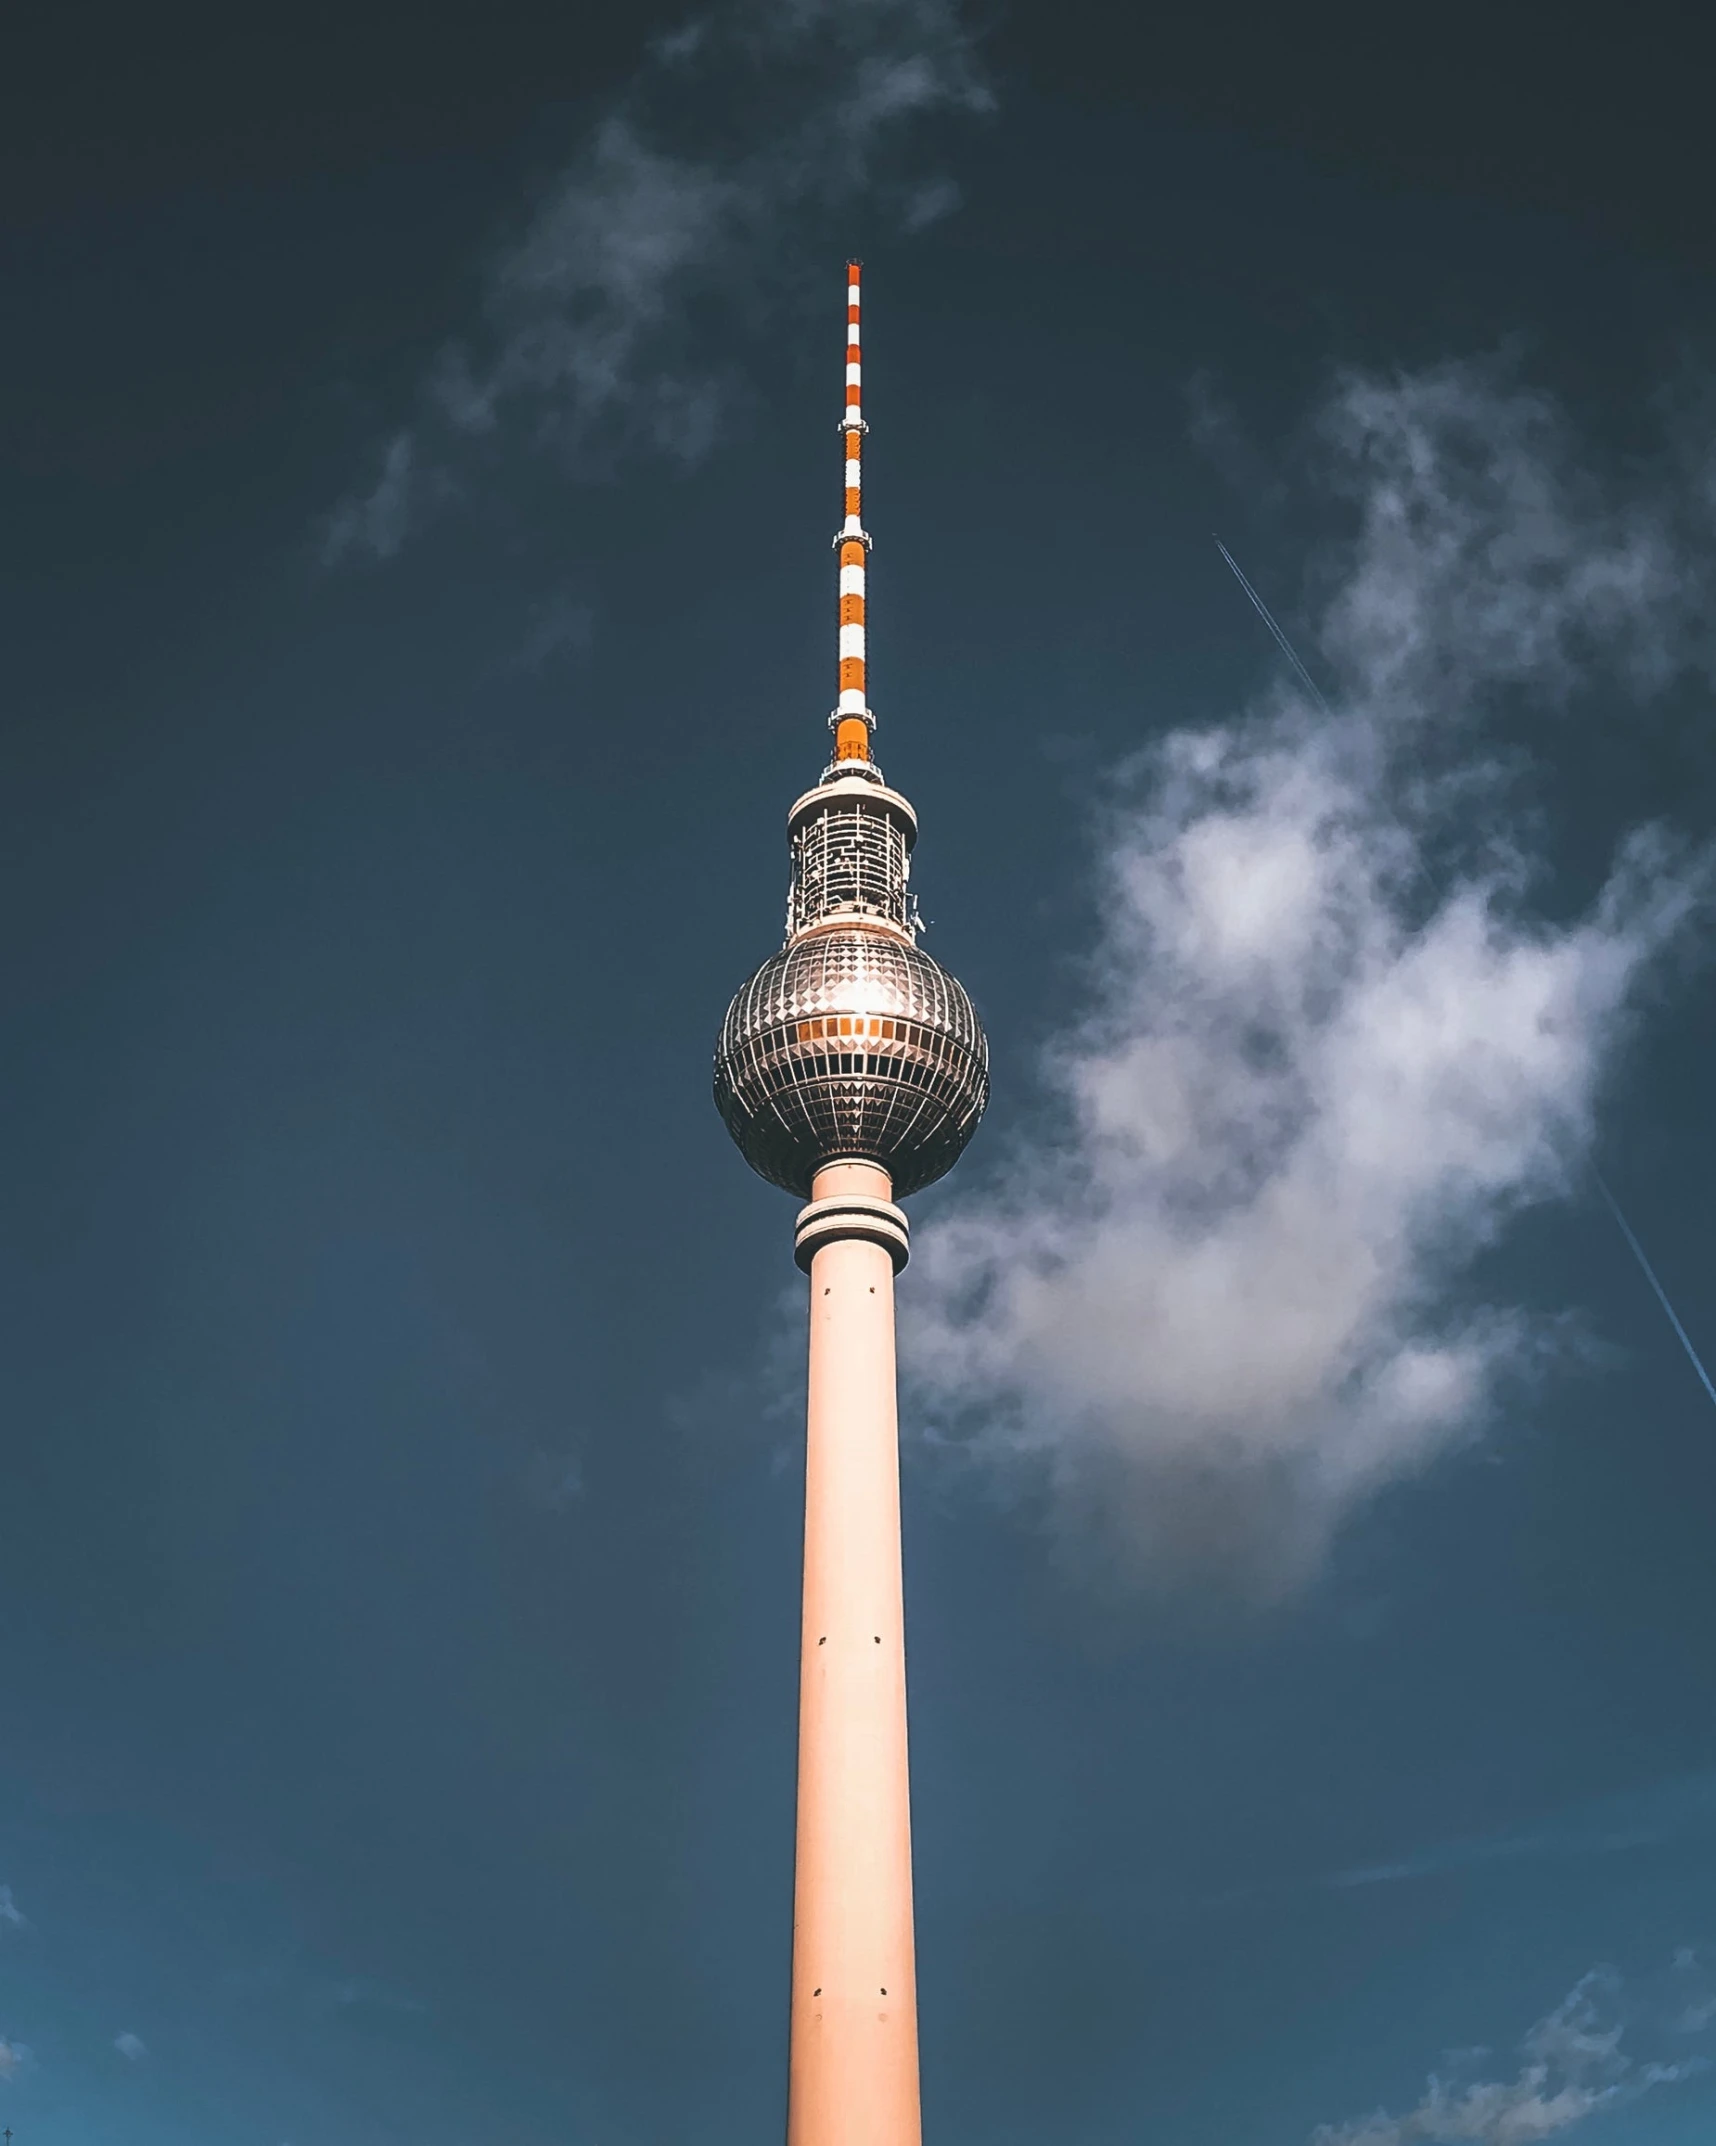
[713, 776, 988, 1199]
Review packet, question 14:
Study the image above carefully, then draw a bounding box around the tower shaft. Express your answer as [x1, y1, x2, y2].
[788, 1158, 921, 2146]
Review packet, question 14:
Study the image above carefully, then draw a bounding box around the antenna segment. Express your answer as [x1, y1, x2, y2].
[833, 259, 873, 768]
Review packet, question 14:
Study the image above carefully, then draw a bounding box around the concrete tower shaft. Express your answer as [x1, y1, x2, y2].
[790, 1155, 920, 2146]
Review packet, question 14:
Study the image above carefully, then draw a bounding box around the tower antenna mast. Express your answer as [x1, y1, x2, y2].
[833, 259, 875, 770]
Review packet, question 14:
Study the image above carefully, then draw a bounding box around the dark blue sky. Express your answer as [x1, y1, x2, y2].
[5, 4, 1716, 2142]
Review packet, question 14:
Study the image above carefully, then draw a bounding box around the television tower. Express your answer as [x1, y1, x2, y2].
[714, 262, 989, 2146]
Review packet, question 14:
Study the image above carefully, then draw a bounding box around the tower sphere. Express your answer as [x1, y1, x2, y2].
[714, 772, 988, 1199]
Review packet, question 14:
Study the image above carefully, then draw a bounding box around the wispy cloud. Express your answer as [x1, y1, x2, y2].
[1330, 1771, 1716, 1888]
[0, 1887, 24, 1932]
[323, 432, 420, 566]
[321, 1976, 427, 2018]
[1675, 1948, 1716, 2032]
[512, 592, 596, 674]
[325, 0, 990, 562]
[1312, 1964, 1706, 2144]
[523, 1447, 586, 1511]
[0, 2038, 30, 2081]
[113, 2031, 148, 2061]
[906, 359, 1713, 1595]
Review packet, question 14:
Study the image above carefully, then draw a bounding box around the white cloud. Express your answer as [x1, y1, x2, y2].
[1313, 1967, 1702, 2145]
[0, 1888, 23, 1932]
[905, 361, 1712, 1594]
[326, 0, 989, 559]
[0, 2038, 30, 2081]
[113, 2031, 147, 2061]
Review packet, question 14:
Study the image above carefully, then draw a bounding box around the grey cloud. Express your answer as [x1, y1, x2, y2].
[322, 432, 420, 566]
[1313, 1967, 1703, 2145]
[905, 361, 1713, 1596]
[0, 2038, 29, 2081]
[326, 0, 989, 559]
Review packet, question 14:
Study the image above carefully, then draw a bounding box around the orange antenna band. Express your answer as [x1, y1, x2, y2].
[833, 259, 872, 766]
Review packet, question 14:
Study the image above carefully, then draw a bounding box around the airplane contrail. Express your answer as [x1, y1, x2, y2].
[1595, 1171, 1716, 1411]
[1212, 535, 1334, 715]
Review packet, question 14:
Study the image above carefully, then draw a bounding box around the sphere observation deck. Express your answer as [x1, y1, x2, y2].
[714, 769, 988, 1199]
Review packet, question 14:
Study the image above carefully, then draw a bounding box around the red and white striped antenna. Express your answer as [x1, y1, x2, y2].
[832, 259, 874, 769]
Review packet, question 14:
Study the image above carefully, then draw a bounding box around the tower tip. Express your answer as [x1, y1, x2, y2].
[834, 263, 872, 767]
